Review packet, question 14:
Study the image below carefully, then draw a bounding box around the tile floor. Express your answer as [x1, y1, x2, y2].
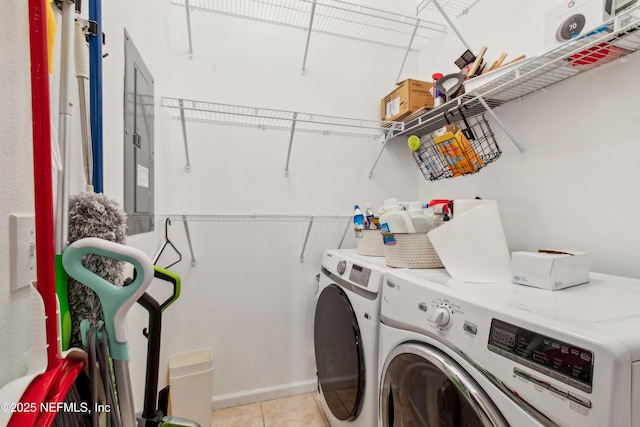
[210, 392, 330, 427]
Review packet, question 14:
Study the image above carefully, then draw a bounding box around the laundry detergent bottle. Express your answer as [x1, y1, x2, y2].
[379, 198, 416, 234]
[408, 201, 430, 233]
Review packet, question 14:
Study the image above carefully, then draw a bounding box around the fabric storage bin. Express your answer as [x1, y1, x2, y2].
[382, 232, 443, 268]
[355, 228, 385, 257]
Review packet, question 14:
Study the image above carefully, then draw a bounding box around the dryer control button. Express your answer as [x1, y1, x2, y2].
[463, 321, 477, 335]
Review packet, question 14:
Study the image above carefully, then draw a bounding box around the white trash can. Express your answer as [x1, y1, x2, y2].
[169, 348, 213, 427]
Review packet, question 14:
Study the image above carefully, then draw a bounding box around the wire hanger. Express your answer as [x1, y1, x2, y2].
[153, 218, 182, 269]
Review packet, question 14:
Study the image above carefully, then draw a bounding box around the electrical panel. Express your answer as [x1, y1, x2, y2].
[123, 30, 154, 235]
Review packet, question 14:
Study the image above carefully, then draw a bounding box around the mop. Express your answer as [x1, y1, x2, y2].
[8, 1, 86, 425]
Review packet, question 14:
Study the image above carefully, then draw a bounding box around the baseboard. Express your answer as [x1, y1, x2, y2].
[211, 378, 317, 410]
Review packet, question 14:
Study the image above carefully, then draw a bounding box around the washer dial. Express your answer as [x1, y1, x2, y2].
[434, 304, 452, 328]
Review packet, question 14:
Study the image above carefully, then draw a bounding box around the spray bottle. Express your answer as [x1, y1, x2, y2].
[353, 205, 365, 230]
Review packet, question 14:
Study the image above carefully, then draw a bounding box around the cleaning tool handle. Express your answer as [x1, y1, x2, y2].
[74, 20, 89, 79]
[154, 266, 182, 312]
[62, 237, 154, 361]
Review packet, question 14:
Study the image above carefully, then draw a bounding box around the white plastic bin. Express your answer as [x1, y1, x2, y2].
[169, 348, 213, 427]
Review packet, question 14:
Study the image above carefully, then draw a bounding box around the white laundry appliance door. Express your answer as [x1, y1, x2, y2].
[314, 284, 365, 421]
[380, 343, 510, 427]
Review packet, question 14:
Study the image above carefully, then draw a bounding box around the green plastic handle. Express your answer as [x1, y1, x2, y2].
[62, 237, 154, 361]
[153, 266, 181, 312]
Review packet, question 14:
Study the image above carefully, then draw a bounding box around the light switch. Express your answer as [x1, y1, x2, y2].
[10, 214, 37, 292]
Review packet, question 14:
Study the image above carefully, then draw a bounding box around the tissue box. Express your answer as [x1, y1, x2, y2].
[511, 250, 590, 290]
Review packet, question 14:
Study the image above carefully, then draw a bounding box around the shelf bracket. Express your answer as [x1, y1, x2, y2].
[299, 216, 315, 262]
[181, 215, 197, 267]
[475, 94, 525, 154]
[284, 112, 298, 177]
[431, 0, 472, 52]
[301, 0, 317, 74]
[337, 219, 352, 249]
[184, 0, 194, 57]
[178, 99, 192, 172]
[397, 20, 420, 83]
[368, 129, 394, 179]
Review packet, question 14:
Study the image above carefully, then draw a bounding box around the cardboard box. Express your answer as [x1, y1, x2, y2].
[511, 250, 590, 291]
[432, 123, 483, 176]
[381, 79, 433, 122]
[544, 0, 613, 52]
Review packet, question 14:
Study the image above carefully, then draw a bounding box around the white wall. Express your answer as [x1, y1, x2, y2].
[415, 0, 640, 277]
[160, 2, 422, 408]
[0, 0, 36, 388]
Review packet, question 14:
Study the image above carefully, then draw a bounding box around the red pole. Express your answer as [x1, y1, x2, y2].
[28, 0, 60, 370]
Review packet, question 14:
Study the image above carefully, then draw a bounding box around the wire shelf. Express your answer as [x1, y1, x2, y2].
[391, 5, 640, 140]
[171, 0, 446, 50]
[416, 0, 483, 19]
[161, 213, 351, 222]
[471, 11, 640, 102]
[162, 97, 403, 137]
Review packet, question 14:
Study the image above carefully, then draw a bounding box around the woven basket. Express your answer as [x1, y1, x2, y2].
[355, 229, 385, 257]
[382, 232, 443, 268]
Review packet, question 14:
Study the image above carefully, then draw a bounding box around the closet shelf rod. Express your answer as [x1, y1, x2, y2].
[182, 215, 197, 267]
[430, 0, 472, 51]
[301, 0, 317, 74]
[185, 0, 193, 57]
[368, 126, 395, 179]
[337, 218, 352, 249]
[299, 217, 315, 262]
[475, 94, 524, 153]
[284, 112, 297, 177]
[397, 20, 420, 83]
[179, 99, 192, 172]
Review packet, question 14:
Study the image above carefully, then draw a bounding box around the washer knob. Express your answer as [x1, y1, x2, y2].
[434, 305, 452, 328]
[337, 260, 347, 276]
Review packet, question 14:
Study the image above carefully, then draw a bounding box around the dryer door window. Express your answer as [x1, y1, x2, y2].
[380, 343, 508, 427]
[314, 284, 365, 421]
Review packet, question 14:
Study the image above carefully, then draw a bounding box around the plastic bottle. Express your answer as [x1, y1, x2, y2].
[432, 73, 445, 106]
[364, 203, 374, 229]
[353, 205, 364, 230]
[379, 198, 416, 234]
[408, 201, 430, 233]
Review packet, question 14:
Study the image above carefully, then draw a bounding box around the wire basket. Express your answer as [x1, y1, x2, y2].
[382, 233, 443, 268]
[413, 112, 501, 181]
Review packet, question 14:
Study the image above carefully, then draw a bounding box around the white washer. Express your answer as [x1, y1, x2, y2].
[378, 268, 640, 427]
[314, 249, 388, 427]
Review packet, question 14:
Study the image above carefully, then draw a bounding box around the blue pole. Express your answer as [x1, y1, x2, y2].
[89, 0, 103, 193]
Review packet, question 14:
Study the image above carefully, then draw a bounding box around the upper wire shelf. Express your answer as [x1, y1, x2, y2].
[172, 0, 446, 51]
[416, 0, 482, 19]
[162, 97, 403, 138]
[390, 5, 640, 140]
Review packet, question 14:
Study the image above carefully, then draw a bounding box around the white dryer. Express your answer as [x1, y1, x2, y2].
[314, 249, 388, 427]
[378, 268, 640, 427]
